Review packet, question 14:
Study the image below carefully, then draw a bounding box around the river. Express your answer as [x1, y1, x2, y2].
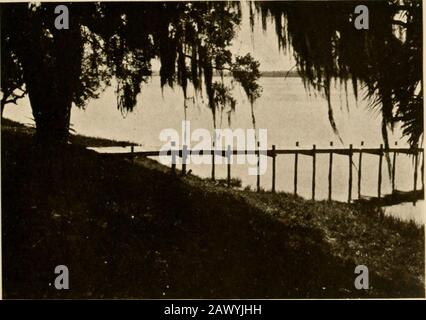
[4, 76, 424, 225]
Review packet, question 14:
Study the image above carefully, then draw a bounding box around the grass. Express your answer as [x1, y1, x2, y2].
[1, 118, 137, 147]
[1, 119, 425, 298]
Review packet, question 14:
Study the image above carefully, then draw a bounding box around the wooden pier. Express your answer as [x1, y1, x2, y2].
[119, 142, 424, 204]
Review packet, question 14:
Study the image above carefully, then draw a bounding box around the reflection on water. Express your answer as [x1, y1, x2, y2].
[382, 201, 424, 226]
[88, 146, 138, 153]
[5, 76, 424, 225]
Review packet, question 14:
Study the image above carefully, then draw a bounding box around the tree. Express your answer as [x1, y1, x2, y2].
[4, 1, 419, 149]
[254, 0, 422, 147]
[1, 2, 260, 145]
[0, 33, 26, 117]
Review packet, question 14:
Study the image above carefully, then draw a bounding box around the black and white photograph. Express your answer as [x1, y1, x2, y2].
[0, 0, 424, 301]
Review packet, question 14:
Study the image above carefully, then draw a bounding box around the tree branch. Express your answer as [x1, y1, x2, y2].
[2, 89, 27, 106]
[392, 19, 408, 28]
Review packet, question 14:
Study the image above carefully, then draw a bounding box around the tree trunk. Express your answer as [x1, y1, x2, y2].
[33, 102, 72, 146]
[1, 100, 5, 118]
[14, 8, 82, 147]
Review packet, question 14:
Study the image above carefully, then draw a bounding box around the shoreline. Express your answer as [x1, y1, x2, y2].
[1, 117, 138, 148]
[2, 117, 424, 298]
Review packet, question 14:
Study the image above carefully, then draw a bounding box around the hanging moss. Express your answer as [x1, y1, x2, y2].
[255, 0, 422, 147]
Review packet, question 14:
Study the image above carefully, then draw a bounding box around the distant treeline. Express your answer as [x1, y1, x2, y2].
[257, 70, 300, 78]
[151, 70, 300, 78]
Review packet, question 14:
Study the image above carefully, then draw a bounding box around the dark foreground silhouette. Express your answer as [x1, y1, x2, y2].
[2, 121, 424, 298]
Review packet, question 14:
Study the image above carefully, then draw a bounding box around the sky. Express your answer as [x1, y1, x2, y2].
[231, 2, 295, 71]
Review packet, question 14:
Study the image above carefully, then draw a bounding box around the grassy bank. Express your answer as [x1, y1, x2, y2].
[1, 120, 424, 298]
[1, 118, 137, 147]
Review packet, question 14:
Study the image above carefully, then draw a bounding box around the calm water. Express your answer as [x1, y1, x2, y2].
[4, 76, 424, 225]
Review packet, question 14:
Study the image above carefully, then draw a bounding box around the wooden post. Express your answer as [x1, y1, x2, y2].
[211, 140, 215, 181]
[256, 141, 260, 192]
[294, 142, 299, 196]
[131, 145, 135, 164]
[272, 145, 276, 193]
[391, 141, 397, 193]
[312, 144, 316, 200]
[182, 144, 187, 175]
[422, 151, 424, 191]
[348, 144, 353, 203]
[171, 141, 176, 173]
[358, 141, 363, 199]
[378, 144, 383, 199]
[328, 141, 333, 201]
[413, 144, 418, 193]
[227, 145, 231, 188]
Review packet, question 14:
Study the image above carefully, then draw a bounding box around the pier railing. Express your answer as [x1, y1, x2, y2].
[123, 142, 424, 203]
